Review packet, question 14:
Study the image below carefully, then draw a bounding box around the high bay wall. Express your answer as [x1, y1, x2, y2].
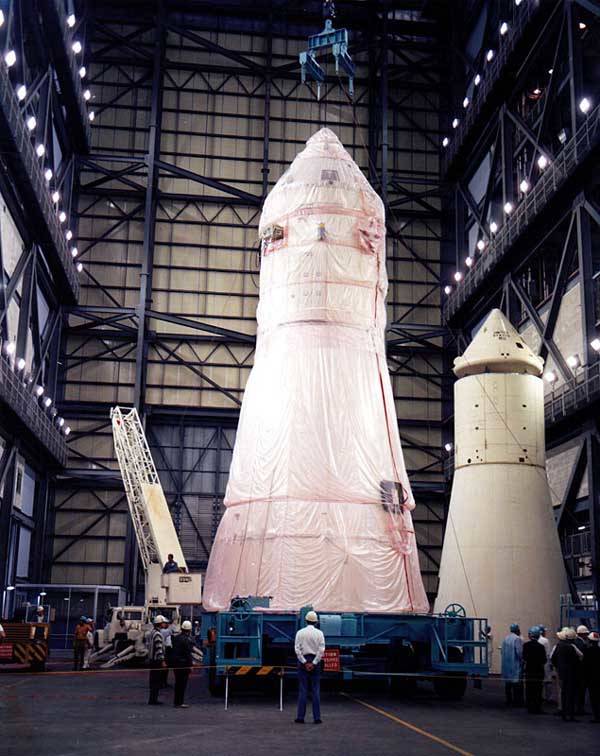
[54, 1, 446, 601]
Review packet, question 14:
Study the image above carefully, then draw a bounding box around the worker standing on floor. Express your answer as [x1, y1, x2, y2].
[575, 625, 590, 715]
[537, 625, 553, 702]
[171, 620, 195, 708]
[522, 627, 546, 714]
[552, 627, 582, 722]
[73, 616, 91, 671]
[148, 615, 167, 705]
[584, 631, 600, 723]
[501, 624, 523, 707]
[294, 610, 325, 725]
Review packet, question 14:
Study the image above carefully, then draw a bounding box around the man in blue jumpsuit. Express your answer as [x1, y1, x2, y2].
[501, 623, 523, 706]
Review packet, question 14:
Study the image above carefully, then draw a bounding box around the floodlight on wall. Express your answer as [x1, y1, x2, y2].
[558, 128, 567, 144]
[66, 230, 73, 241]
[537, 154, 548, 170]
[16, 357, 26, 371]
[35, 385, 44, 397]
[59, 211, 67, 223]
[88, 111, 95, 122]
[454, 271, 462, 282]
[477, 239, 486, 251]
[590, 338, 600, 352]
[474, 74, 481, 86]
[79, 66, 86, 79]
[515, 0, 523, 6]
[64, 427, 71, 436]
[579, 22, 587, 30]
[44, 397, 52, 408]
[3, 340, 16, 356]
[465, 256, 473, 267]
[44, 168, 53, 181]
[444, 285, 452, 295]
[0, 10, 4, 27]
[6, 586, 14, 591]
[51, 191, 60, 204]
[442, 137, 449, 147]
[71, 247, 78, 258]
[490, 220, 498, 234]
[452, 118, 459, 129]
[519, 179, 530, 193]
[16, 84, 26, 101]
[444, 443, 453, 452]
[500, 22, 509, 35]
[579, 97, 591, 114]
[544, 370, 557, 383]
[72, 40, 82, 54]
[503, 201, 514, 215]
[26, 116, 37, 132]
[463, 97, 469, 108]
[83, 89, 91, 101]
[36, 144, 45, 158]
[4, 50, 16, 67]
[67, 13, 76, 28]
[486, 49, 494, 62]
[76, 262, 83, 273]
[566, 354, 581, 369]
[58, 417, 65, 427]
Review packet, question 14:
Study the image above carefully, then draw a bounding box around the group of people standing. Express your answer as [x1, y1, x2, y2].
[73, 615, 95, 671]
[147, 614, 198, 708]
[502, 622, 600, 722]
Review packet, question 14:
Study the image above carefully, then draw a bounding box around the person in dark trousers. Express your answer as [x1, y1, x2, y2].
[552, 627, 582, 722]
[584, 631, 600, 723]
[163, 554, 179, 573]
[171, 620, 195, 708]
[522, 626, 547, 714]
[148, 615, 167, 705]
[575, 625, 590, 714]
[294, 610, 325, 724]
[501, 623, 523, 707]
[73, 616, 91, 671]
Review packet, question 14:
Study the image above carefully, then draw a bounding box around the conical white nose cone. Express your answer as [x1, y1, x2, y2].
[435, 309, 568, 670]
[202, 129, 429, 613]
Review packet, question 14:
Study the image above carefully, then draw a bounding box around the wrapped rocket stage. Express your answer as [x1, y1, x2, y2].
[203, 128, 428, 614]
[435, 309, 568, 670]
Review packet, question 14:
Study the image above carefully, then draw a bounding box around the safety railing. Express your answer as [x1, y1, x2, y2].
[545, 360, 600, 425]
[0, 63, 79, 301]
[444, 102, 600, 323]
[0, 356, 68, 467]
[442, 0, 544, 173]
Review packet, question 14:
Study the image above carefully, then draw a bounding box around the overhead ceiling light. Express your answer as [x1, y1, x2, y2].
[88, 111, 95, 122]
[79, 66, 86, 79]
[6, 586, 15, 591]
[26, 115, 36, 131]
[83, 89, 91, 101]
[16, 357, 26, 371]
[567, 354, 581, 369]
[486, 49, 495, 62]
[59, 211, 67, 223]
[519, 179, 530, 193]
[503, 201, 514, 214]
[44, 168, 53, 181]
[463, 97, 469, 108]
[465, 256, 473, 267]
[532, 87, 542, 95]
[577, 525, 586, 531]
[515, 0, 523, 6]
[16, 84, 27, 101]
[544, 370, 557, 383]
[444, 443, 453, 452]
[67, 13, 76, 28]
[43, 396, 52, 408]
[66, 230, 73, 241]
[71, 247, 78, 258]
[36, 144, 45, 157]
[76, 262, 83, 272]
[490, 220, 498, 234]
[477, 239, 486, 251]
[52, 190, 60, 204]
[579, 22, 587, 30]
[474, 74, 481, 86]
[4, 50, 16, 67]
[72, 40, 82, 54]
[35, 385, 44, 397]
[537, 154, 548, 170]
[454, 271, 463, 282]
[4, 341, 16, 356]
[579, 97, 591, 114]
[444, 285, 452, 295]
[500, 22, 509, 35]
[452, 118, 459, 129]
[548, 68, 553, 75]
[590, 338, 600, 352]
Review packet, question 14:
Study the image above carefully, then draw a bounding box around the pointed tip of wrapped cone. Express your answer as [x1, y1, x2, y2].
[454, 308, 544, 377]
[307, 127, 342, 145]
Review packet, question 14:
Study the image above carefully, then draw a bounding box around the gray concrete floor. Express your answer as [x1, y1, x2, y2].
[1, 660, 597, 756]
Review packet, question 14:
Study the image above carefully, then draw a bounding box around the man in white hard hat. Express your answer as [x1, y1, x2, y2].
[294, 610, 325, 724]
[171, 620, 195, 708]
[148, 615, 167, 705]
[575, 625, 590, 715]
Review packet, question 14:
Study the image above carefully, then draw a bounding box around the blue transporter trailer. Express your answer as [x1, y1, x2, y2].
[202, 598, 489, 700]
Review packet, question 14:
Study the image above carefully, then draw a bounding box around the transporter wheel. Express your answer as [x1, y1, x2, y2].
[433, 647, 467, 701]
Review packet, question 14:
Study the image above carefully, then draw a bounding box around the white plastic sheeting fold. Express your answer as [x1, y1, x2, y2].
[202, 128, 428, 613]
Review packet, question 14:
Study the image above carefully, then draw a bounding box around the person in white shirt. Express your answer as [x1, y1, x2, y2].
[537, 625, 553, 702]
[294, 610, 325, 724]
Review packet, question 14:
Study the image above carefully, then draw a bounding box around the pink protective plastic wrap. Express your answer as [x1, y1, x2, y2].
[202, 128, 429, 613]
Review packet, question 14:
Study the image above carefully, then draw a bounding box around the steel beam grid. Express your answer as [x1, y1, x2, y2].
[0, 355, 67, 467]
[38, 0, 92, 153]
[0, 63, 79, 302]
[442, 0, 547, 174]
[444, 103, 600, 324]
